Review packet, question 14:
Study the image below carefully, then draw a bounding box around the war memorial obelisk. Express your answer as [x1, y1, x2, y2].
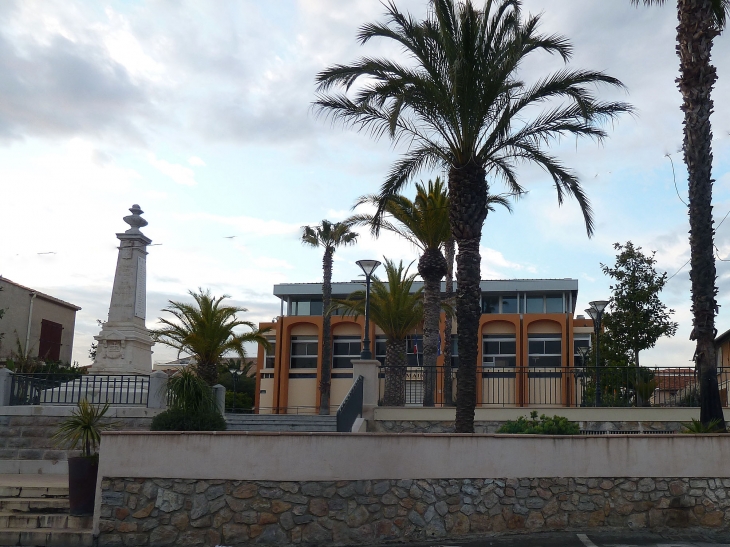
[91, 204, 154, 375]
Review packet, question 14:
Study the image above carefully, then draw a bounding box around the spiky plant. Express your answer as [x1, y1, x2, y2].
[53, 400, 111, 458]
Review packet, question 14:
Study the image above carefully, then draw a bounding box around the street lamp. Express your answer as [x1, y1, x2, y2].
[356, 259, 381, 360]
[576, 345, 591, 407]
[228, 365, 243, 412]
[585, 299, 609, 406]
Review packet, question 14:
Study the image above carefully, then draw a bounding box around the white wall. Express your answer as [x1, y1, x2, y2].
[99, 432, 730, 482]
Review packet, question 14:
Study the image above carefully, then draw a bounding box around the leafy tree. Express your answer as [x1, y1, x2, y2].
[601, 242, 678, 368]
[333, 259, 423, 406]
[150, 289, 270, 385]
[301, 220, 359, 415]
[631, 1, 728, 429]
[314, 0, 631, 432]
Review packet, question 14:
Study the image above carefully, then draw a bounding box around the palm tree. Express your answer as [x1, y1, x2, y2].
[333, 259, 423, 406]
[350, 178, 450, 406]
[151, 289, 270, 385]
[314, 0, 631, 432]
[631, 1, 727, 429]
[301, 220, 359, 415]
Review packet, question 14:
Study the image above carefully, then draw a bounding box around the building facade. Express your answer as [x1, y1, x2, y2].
[255, 278, 596, 413]
[0, 276, 81, 364]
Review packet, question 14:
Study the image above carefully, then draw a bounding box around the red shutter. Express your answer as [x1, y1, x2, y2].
[38, 319, 63, 362]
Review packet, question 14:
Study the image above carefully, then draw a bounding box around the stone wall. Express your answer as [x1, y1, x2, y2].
[372, 420, 684, 434]
[97, 476, 730, 546]
[0, 412, 156, 462]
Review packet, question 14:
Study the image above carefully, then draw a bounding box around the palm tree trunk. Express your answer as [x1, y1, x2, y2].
[384, 338, 407, 406]
[449, 163, 489, 433]
[197, 361, 217, 386]
[320, 248, 334, 415]
[677, 0, 725, 429]
[442, 237, 456, 406]
[419, 249, 447, 407]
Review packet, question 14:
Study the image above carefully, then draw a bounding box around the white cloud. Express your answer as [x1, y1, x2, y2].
[147, 153, 197, 186]
[188, 156, 206, 166]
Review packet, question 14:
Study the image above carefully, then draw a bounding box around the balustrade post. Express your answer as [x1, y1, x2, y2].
[352, 359, 379, 421]
[212, 384, 226, 415]
[0, 368, 13, 406]
[147, 371, 168, 409]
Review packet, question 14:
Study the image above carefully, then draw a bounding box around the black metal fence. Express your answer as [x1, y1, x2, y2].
[9, 373, 150, 406]
[337, 375, 364, 432]
[377, 365, 730, 408]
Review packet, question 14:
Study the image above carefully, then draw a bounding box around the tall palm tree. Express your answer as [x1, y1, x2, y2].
[442, 236, 456, 406]
[301, 220, 359, 415]
[333, 259, 423, 406]
[151, 289, 270, 385]
[314, 0, 631, 432]
[632, 1, 727, 429]
[350, 178, 450, 406]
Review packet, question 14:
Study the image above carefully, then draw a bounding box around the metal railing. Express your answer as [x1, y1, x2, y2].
[337, 375, 364, 432]
[9, 373, 150, 406]
[377, 365, 729, 408]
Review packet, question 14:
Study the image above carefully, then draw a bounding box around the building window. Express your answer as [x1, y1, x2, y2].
[450, 335, 459, 368]
[526, 295, 544, 313]
[528, 334, 562, 367]
[483, 335, 516, 367]
[501, 296, 518, 314]
[482, 296, 499, 314]
[332, 336, 360, 369]
[264, 339, 276, 369]
[525, 294, 565, 314]
[375, 336, 387, 366]
[545, 295, 564, 313]
[573, 335, 591, 366]
[406, 334, 423, 367]
[290, 336, 318, 369]
[291, 300, 323, 316]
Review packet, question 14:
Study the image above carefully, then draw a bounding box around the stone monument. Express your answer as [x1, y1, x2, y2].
[91, 204, 154, 375]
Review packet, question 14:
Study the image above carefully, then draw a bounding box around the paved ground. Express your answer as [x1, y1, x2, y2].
[397, 531, 730, 547]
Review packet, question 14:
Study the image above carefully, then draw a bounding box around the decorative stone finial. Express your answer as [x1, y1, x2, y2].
[123, 204, 148, 234]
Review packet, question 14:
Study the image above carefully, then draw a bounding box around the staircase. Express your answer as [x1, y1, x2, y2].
[226, 414, 338, 432]
[0, 475, 93, 547]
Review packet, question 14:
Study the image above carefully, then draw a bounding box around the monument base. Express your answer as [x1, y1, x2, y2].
[91, 322, 153, 376]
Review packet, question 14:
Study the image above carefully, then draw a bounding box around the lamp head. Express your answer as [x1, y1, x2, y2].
[236, 370, 243, 376]
[356, 259, 381, 277]
[589, 300, 609, 314]
[229, 366, 236, 375]
[577, 345, 590, 359]
[584, 308, 598, 321]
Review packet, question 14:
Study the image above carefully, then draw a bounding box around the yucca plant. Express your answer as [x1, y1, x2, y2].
[166, 367, 216, 413]
[53, 400, 111, 458]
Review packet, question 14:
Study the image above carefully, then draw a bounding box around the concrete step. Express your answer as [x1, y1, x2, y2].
[0, 528, 93, 547]
[0, 475, 68, 499]
[226, 414, 337, 421]
[0, 497, 69, 512]
[0, 511, 92, 530]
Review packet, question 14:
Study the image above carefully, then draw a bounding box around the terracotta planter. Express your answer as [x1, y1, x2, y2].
[68, 456, 99, 516]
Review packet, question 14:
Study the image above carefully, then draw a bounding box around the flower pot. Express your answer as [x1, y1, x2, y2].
[68, 456, 99, 516]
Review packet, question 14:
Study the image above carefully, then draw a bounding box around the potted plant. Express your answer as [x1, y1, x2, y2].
[53, 400, 111, 515]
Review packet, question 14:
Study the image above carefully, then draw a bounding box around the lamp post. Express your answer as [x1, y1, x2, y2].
[576, 345, 591, 407]
[356, 259, 381, 360]
[228, 365, 243, 412]
[585, 299, 609, 406]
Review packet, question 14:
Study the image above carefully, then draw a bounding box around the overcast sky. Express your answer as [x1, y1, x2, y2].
[1, 0, 730, 367]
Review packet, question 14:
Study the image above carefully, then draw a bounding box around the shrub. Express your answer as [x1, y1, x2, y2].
[53, 400, 112, 458]
[497, 411, 579, 435]
[151, 407, 226, 432]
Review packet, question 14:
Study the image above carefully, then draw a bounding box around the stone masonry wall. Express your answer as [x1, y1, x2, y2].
[0, 415, 153, 461]
[372, 420, 684, 434]
[98, 476, 730, 546]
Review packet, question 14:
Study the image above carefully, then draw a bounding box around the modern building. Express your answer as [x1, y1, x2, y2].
[0, 276, 81, 364]
[255, 278, 595, 413]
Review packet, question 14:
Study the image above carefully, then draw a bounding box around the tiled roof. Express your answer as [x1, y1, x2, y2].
[0, 276, 81, 311]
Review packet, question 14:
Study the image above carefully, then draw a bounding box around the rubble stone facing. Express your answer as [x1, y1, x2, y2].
[372, 420, 684, 434]
[98, 476, 730, 546]
[0, 415, 153, 461]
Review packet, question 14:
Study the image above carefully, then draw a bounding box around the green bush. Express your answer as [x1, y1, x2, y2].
[497, 411, 579, 435]
[225, 391, 253, 411]
[151, 408, 226, 432]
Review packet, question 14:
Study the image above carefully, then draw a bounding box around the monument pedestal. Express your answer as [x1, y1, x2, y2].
[91, 204, 154, 376]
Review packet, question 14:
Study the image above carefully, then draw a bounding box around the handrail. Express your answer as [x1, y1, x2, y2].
[336, 375, 364, 432]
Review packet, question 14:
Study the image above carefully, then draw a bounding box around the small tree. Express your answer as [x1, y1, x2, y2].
[600, 242, 678, 368]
